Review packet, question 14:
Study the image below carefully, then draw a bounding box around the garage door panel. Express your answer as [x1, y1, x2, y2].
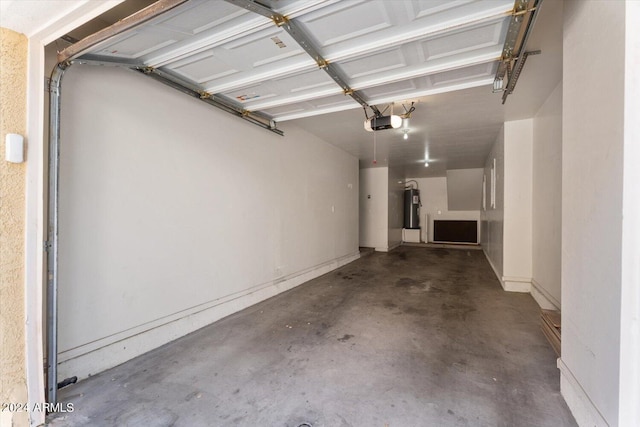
[75, 0, 515, 124]
[170, 51, 239, 83]
[94, 29, 182, 59]
[349, 44, 499, 90]
[422, 18, 508, 60]
[232, 69, 340, 109]
[297, 0, 393, 48]
[430, 62, 496, 86]
[340, 47, 408, 80]
[153, 0, 249, 35]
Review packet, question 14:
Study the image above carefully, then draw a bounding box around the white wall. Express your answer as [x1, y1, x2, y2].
[388, 167, 404, 249]
[503, 119, 533, 291]
[359, 166, 404, 251]
[57, 65, 360, 380]
[481, 121, 533, 293]
[359, 167, 388, 250]
[560, 1, 628, 425]
[446, 168, 483, 211]
[620, 3, 640, 425]
[481, 127, 504, 278]
[532, 82, 562, 309]
[407, 176, 481, 243]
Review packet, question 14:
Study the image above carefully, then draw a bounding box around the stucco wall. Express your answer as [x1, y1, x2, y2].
[0, 27, 29, 427]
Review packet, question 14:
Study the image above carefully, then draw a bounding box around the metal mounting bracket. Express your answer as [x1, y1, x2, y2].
[493, 0, 544, 103]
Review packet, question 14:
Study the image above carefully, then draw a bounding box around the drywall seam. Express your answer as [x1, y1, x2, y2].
[58, 251, 360, 381]
[558, 358, 609, 427]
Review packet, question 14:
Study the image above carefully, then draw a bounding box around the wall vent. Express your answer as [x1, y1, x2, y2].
[433, 220, 478, 244]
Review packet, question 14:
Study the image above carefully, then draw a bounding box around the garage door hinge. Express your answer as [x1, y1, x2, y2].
[44, 240, 52, 252]
[45, 77, 51, 93]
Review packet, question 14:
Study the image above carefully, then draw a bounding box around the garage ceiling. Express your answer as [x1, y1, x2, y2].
[69, 0, 514, 120]
[297, 0, 561, 178]
[59, 0, 560, 178]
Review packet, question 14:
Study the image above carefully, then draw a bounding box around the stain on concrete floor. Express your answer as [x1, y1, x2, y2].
[48, 246, 576, 427]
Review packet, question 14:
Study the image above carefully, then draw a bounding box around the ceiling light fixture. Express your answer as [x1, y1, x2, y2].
[424, 162, 429, 167]
[402, 129, 409, 140]
[492, 76, 504, 93]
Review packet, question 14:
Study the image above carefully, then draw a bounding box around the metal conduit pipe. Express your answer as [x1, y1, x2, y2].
[47, 62, 69, 405]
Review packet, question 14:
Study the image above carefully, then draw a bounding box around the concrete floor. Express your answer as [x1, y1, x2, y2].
[48, 246, 576, 427]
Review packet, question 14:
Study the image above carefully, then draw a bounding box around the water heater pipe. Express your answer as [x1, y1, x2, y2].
[405, 180, 419, 190]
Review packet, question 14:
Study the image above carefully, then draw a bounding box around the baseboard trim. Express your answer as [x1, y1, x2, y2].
[531, 278, 561, 310]
[558, 358, 609, 426]
[482, 249, 504, 288]
[502, 276, 532, 293]
[481, 250, 532, 293]
[388, 241, 401, 251]
[58, 251, 361, 382]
